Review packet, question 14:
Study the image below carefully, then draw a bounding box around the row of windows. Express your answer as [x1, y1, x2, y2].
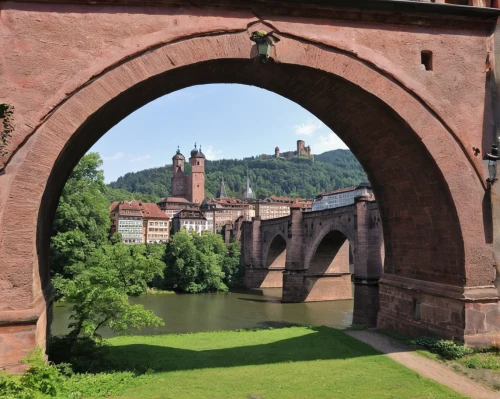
[148, 221, 168, 227]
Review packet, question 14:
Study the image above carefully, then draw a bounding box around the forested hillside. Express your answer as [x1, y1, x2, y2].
[107, 149, 366, 202]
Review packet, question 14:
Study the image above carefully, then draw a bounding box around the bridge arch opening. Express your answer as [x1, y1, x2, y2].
[303, 230, 353, 303]
[308, 230, 350, 276]
[265, 234, 287, 270]
[0, 30, 494, 369]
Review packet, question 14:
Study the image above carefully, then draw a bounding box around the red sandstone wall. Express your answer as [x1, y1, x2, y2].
[0, 3, 492, 179]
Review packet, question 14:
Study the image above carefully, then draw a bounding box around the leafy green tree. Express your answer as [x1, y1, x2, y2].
[222, 239, 243, 287]
[54, 242, 165, 338]
[164, 230, 235, 293]
[51, 153, 110, 276]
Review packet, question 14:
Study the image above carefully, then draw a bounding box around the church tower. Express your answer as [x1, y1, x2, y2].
[242, 167, 254, 200]
[217, 177, 228, 198]
[171, 146, 187, 198]
[188, 143, 205, 204]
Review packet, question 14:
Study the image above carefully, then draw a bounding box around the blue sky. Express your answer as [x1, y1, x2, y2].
[89, 84, 347, 183]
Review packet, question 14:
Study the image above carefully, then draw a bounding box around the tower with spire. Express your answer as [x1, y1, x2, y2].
[171, 146, 188, 198]
[217, 177, 228, 198]
[242, 167, 254, 200]
[188, 143, 206, 204]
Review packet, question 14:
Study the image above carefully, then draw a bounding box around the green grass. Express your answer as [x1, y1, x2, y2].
[83, 326, 463, 399]
[458, 352, 500, 371]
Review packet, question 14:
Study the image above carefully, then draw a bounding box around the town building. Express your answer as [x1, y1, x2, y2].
[250, 196, 312, 220]
[312, 183, 373, 211]
[201, 197, 255, 231]
[140, 202, 170, 243]
[110, 200, 170, 244]
[157, 196, 199, 219]
[172, 209, 213, 235]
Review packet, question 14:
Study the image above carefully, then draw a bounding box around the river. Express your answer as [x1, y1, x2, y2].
[51, 288, 353, 338]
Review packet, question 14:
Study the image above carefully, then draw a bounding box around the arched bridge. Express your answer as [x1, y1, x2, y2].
[2, 0, 500, 371]
[242, 197, 383, 326]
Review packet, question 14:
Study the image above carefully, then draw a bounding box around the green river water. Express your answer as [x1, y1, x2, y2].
[51, 288, 353, 337]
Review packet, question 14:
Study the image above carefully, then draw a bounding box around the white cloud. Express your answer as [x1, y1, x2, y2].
[129, 154, 152, 163]
[314, 133, 348, 151]
[203, 145, 223, 161]
[294, 120, 323, 137]
[103, 152, 125, 161]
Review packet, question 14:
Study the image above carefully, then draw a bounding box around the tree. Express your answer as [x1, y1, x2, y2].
[222, 239, 242, 287]
[54, 242, 166, 338]
[50, 153, 110, 276]
[163, 230, 234, 293]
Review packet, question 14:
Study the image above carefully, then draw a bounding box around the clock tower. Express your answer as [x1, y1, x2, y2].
[188, 143, 206, 204]
[171, 146, 188, 198]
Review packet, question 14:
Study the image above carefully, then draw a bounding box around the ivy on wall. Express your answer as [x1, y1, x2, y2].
[0, 103, 14, 159]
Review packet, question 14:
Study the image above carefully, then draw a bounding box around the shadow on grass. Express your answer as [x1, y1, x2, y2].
[52, 325, 392, 374]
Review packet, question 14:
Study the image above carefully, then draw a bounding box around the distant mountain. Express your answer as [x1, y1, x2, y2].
[106, 149, 366, 203]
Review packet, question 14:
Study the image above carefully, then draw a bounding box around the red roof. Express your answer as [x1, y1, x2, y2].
[164, 196, 192, 204]
[140, 203, 170, 220]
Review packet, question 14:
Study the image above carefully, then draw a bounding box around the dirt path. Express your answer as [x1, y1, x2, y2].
[346, 330, 500, 399]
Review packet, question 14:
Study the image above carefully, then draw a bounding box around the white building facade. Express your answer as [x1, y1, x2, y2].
[118, 216, 143, 244]
[172, 209, 213, 235]
[312, 183, 373, 211]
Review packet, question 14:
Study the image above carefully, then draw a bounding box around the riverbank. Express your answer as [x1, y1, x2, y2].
[56, 326, 461, 399]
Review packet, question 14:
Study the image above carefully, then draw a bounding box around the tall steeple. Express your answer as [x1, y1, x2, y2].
[188, 142, 205, 204]
[172, 146, 187, 198]
[242, 167, 254, 200]
[217, 177, 228, 198]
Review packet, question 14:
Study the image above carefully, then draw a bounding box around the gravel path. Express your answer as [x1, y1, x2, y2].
[346, 330, 500, 399]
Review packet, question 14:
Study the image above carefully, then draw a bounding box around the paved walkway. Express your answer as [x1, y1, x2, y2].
[346, 330, 500, 399]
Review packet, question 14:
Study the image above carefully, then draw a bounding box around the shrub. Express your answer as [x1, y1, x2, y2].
[410, 337, 472, 360]
[0, 348, 67, 399]
[49, 336, 121, 374]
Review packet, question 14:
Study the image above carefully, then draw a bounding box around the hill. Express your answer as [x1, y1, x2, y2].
[106, 149, 366, 203]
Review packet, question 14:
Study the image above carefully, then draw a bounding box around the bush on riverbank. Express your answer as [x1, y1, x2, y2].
[409, 337, 473, 360]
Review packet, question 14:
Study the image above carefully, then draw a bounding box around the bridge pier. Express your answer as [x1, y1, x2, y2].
[352, 277, 380, 327]
[244, 267, 284, 288]
[0, 286, 53, 373]
[282, 271, 352, 302]
[351, 197, 384, 327]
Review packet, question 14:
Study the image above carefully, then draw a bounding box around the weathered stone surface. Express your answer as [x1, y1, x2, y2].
[1, 1, 499, 370]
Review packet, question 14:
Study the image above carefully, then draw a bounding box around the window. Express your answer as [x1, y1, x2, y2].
[421, 50, 433, 71]
[413, 298, 421, 320]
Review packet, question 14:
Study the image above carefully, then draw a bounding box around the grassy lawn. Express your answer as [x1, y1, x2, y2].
[85, 326, 463, 399]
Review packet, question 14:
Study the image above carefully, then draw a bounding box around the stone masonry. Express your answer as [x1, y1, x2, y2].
[1, 0, 500, 370]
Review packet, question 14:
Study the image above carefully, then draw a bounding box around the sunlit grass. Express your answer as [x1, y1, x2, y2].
[86, 326, 462, 399]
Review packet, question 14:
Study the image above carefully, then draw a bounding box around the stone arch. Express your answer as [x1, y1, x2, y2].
[305, 218, 355, 272]
[264, 234, 288, 270]
[0, 28, 495, 365]
[308, 230, 350, 276]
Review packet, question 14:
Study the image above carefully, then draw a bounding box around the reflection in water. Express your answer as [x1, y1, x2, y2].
[51, 288, 353, 338]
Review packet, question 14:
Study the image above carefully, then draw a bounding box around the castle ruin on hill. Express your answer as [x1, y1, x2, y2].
[261, 139, 312, 160]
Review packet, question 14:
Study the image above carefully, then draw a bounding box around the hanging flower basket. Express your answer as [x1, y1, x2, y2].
[250, 31, 281, 63]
